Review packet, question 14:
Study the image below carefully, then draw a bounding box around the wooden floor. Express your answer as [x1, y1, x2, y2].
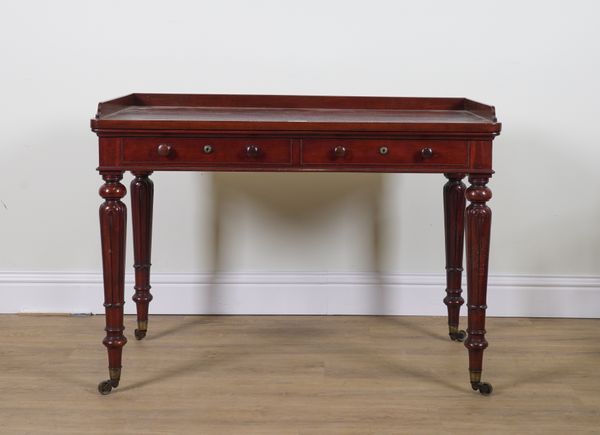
[1, 315, 599, 434]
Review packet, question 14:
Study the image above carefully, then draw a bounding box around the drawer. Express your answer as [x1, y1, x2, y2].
[121, 137, 292, 166]
[301, 138, 468, 167]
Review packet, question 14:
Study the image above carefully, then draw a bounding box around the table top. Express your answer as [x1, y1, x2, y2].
[91, 93, 501, 135]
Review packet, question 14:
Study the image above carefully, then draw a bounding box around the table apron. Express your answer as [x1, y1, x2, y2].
[97, 137, 493, 173]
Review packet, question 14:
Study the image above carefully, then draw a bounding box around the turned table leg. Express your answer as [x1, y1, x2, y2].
[98, 171, 128, 395]
[443, 173, 466, 342]
[464, 173, 493, 395]
[131, 172, 154, 340]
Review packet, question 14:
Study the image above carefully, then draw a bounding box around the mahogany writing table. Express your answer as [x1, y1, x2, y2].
[91, 93, 501, 395]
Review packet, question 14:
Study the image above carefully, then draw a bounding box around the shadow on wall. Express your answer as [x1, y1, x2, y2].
[491, 126, 600, 316]
[195, 171, 397, 315]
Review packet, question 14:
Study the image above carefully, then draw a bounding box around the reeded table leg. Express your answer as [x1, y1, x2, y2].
[464, 174, 493, 395]
[98, 171, 128, 395]
[443, 173, 466, 342]
[131, 172, 154, 340]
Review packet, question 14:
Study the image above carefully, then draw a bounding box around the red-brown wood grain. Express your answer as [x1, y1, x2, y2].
[443, 174, 467, 342]
[131, 172, 154, 341]
[98, 171, 128, 391]
[92, 93, 500, 135]
[122, 137, 293, 167]
[464, 174, 493, 393]
[301, 138, 468, 167]
[92, 93, 501, 395]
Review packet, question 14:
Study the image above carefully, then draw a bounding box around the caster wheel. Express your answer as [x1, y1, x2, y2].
[478, 382, 493, 396]
[98, 380, 113, 395]
[472, 382, 493, 396]
[449, 330, 467, 342]
[134, 329, 146, 340]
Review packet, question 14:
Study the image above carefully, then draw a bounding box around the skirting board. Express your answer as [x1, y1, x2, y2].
[0, 272, 599, 318]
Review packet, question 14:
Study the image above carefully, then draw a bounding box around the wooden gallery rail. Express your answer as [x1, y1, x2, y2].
[91, 93, 502, 395]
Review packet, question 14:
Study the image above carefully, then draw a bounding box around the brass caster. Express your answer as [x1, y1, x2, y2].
[449, 330, 467, 342]
[98, 380, 115, 395]
[471, 381, 493, 396]
[134, 329, 147, 340]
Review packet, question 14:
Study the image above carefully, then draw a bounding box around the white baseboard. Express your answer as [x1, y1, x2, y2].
[0, 272, 599, 318]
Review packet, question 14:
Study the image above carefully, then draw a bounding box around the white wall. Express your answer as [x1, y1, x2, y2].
[1, 1, 599, 315]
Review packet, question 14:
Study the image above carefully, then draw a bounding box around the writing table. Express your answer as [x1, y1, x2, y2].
[91, 93, 502, 395]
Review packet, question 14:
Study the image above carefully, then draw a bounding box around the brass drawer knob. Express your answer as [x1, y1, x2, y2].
[333, 145, 347, 157]
[245, 144, 261, 157]
[157, 143, 172, 157]
[421, 147, 433, 158]
[203, 144, 213, 154]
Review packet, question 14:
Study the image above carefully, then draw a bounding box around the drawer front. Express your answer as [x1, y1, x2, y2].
[121, 137, 293, 166]
[301, 138, 468, 167]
